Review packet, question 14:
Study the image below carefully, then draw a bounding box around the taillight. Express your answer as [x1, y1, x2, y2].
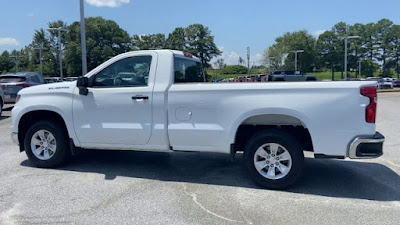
[360, 86, 377, 123]
[16, 83, 29, 88]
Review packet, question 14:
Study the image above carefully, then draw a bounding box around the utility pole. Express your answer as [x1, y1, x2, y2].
[268, 56, 275, 74]
[340, 35, 359, 80]
[47, 27, 68, 79]
[291, 50, 304, 71]
[80, 0, 88, 75]
[9, 54, 19, 73]
[247, 47, 250, 75]
[32, 43, 48, 76]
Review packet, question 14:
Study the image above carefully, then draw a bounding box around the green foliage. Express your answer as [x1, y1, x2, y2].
[219, 65, 248, 74]
[66, 17, 131, 75]
[165, 27, 186, 50]
[185, 24, 221, 67]
[132, 33, 165, 50]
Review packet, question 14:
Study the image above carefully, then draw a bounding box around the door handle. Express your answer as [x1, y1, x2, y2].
[132, 95, 149, 100]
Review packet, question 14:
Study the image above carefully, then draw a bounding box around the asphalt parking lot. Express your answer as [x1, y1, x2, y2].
[0, 93, 399, 225]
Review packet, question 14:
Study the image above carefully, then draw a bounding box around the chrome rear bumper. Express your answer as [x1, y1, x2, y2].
[348, 132, 384, 159]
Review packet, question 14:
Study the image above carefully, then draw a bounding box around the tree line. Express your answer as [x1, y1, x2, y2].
[0, 17, 220, 76]
[265, 19, 400, 78]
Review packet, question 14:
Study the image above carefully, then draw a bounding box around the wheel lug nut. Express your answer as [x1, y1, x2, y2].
[276, 162, 279, 165]
[266, 161, 269, 164]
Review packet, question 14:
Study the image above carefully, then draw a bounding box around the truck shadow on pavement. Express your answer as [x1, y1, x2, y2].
[21, 150, 400, 201]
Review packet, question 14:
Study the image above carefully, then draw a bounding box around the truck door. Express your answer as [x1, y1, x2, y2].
[72, 53, 157, 148]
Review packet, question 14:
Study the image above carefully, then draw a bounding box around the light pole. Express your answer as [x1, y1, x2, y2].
[291, 50, 304, 71]
[9, 54, 19, 73]
[80, 0, 88, 75]
[47, 27, 68, 79]
[247, 47, 250, 75]
[357, 60, 362, 78]
[340, 36, 359, 80]
[268, 56, 275, 73]
[32, 43, 47, 76]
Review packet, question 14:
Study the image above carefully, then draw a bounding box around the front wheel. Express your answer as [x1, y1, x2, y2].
[244, 129, 304, 189]
[24, 120, 71, 168]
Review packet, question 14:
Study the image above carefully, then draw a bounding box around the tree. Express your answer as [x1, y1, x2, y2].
[264, 30, 316, 72]
[375, 19, 393, 76]
[316, 31, 341, 80]
[386, 25, 400, 77]
[165, 27, 186, 50]
[185, 24, 221, 67]
[214, 58, 225, 70]
[65, 17, 131, 75]
[0, 51, 13, 73]
[132, 33, 166, 50]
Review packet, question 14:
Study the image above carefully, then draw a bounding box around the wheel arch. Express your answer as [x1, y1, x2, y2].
[18, 110, 71, 151]
[231, 110, 314, 153]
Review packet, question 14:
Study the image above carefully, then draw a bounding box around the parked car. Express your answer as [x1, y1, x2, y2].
[0, 72, 45, 103]
[268, 70, 317, 81]
[367, 77, 393, 89]
[11, 50, 384, 189]
[393, 78, 400, 87]
[64, 77, 78, 82]
[0, 84, 4, 116]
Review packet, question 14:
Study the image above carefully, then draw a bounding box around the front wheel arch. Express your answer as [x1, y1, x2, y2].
[18, 110, 69, 151]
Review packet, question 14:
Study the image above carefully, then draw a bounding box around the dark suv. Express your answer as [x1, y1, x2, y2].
[0, 72, 45, 103]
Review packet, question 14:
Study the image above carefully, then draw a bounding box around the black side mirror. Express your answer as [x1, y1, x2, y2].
[77, 77, 89, 95]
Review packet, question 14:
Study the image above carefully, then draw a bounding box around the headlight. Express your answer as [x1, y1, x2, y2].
[15, 95, 21, 104]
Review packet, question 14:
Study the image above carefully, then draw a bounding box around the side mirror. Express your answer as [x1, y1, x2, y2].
[77, 77, 89, 95]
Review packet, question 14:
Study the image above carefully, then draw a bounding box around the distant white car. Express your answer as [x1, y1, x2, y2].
[366, 77, 393, 89]
[382, 78, 394, 89]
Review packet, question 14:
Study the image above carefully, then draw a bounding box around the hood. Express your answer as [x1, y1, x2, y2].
[18, 81, 76, 95]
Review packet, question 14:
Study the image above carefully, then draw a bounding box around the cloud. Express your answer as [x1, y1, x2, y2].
[211, 48, 264, 68]
[0, 38, 19, 46]
[85, 0, 130, 7]
[26, 12, 34, 17]
[312, 29, 326, 37]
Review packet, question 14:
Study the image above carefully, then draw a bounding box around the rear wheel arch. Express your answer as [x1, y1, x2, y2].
[18, 110, 70, 151]
[233, 114, 314, 153]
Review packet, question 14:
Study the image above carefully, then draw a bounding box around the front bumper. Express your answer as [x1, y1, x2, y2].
[348, 132, 384, 159]
[11, 132, 19, 145]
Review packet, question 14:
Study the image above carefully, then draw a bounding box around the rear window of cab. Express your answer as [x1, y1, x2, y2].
[174, 57, 205, 83]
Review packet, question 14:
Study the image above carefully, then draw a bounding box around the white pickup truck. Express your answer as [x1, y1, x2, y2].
[11, 50, 384, 189]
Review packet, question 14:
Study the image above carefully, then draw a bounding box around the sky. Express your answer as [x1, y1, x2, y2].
[0, 0, 400, 66]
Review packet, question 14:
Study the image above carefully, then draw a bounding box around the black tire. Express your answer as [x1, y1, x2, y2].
[244, 129, 304, 189]
[24, 120, 71, 168]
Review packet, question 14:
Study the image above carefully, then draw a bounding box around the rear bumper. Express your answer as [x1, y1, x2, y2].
[3, 94, 17, 103]
[11, 132, 19, 145]
[348, 132, 384, 159]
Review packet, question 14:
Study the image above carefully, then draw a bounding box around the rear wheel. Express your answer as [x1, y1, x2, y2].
[24, 120, 71, 168]
[244, 129, 304, 189]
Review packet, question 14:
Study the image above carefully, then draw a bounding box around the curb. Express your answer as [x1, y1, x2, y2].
[378, 89, 400, 93]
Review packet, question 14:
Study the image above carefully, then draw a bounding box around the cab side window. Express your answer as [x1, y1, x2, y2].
[93, 56, 152, 87]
